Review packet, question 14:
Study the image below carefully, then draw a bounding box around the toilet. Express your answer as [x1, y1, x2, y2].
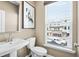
[27, 37, 47, 57]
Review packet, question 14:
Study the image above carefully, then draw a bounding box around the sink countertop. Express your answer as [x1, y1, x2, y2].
[0, 39, 29, 57]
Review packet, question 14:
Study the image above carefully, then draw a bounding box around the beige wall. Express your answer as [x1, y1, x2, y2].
[35, 1, 77, 57]
[35, 1, 45, 46]
[0, 1, 35, 57]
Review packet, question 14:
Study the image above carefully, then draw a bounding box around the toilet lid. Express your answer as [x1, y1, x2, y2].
[31, 46, 47, 54]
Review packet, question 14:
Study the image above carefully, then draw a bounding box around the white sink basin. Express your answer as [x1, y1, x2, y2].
[0, 42, 7, 45]
[0, 42, 10, 47]
[0, 40, 17, 47]
[0, 38, 26, 47]
[9, 38, 25, 45]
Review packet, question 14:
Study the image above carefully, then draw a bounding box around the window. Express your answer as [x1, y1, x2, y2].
[45, 2, 73, 50]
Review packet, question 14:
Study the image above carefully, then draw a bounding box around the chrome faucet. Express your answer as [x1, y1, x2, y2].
[8, 32, 12, 42]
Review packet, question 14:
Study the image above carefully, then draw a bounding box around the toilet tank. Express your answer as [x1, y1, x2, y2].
[27, 37, 36, 49]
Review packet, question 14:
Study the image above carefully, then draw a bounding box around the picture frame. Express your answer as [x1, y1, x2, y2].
[22, 1, 35, 29]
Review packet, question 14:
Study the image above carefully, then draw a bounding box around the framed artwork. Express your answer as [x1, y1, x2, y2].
[22, 1, 35, 28]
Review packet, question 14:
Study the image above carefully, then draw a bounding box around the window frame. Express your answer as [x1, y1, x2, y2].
[44, 1, 76, 53]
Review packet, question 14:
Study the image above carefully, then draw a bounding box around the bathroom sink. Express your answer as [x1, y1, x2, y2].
[0, 38, 29, 57]
[0, 40, 16, 47]
[0, 42, 10, 46]
[0, 38, 27, 46]
[9, 38, 25, 44]
[0, 42, 7, 45]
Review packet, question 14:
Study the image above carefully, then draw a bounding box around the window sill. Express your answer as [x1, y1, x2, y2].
[44, 43, 76, 54]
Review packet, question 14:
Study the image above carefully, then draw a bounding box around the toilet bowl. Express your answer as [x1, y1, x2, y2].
[27, 37, 47, 57]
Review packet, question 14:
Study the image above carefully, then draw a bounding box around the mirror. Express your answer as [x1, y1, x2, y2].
[0, 1, 19, 33]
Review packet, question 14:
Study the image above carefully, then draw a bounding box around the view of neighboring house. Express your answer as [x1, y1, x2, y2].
[45, 1, 72, 49]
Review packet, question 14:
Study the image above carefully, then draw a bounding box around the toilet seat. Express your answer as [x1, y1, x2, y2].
[31, 46, 47, 56]
[27, 37, 47, 57]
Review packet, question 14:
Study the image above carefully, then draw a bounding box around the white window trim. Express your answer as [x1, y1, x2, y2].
[44, 43, 75, 54]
